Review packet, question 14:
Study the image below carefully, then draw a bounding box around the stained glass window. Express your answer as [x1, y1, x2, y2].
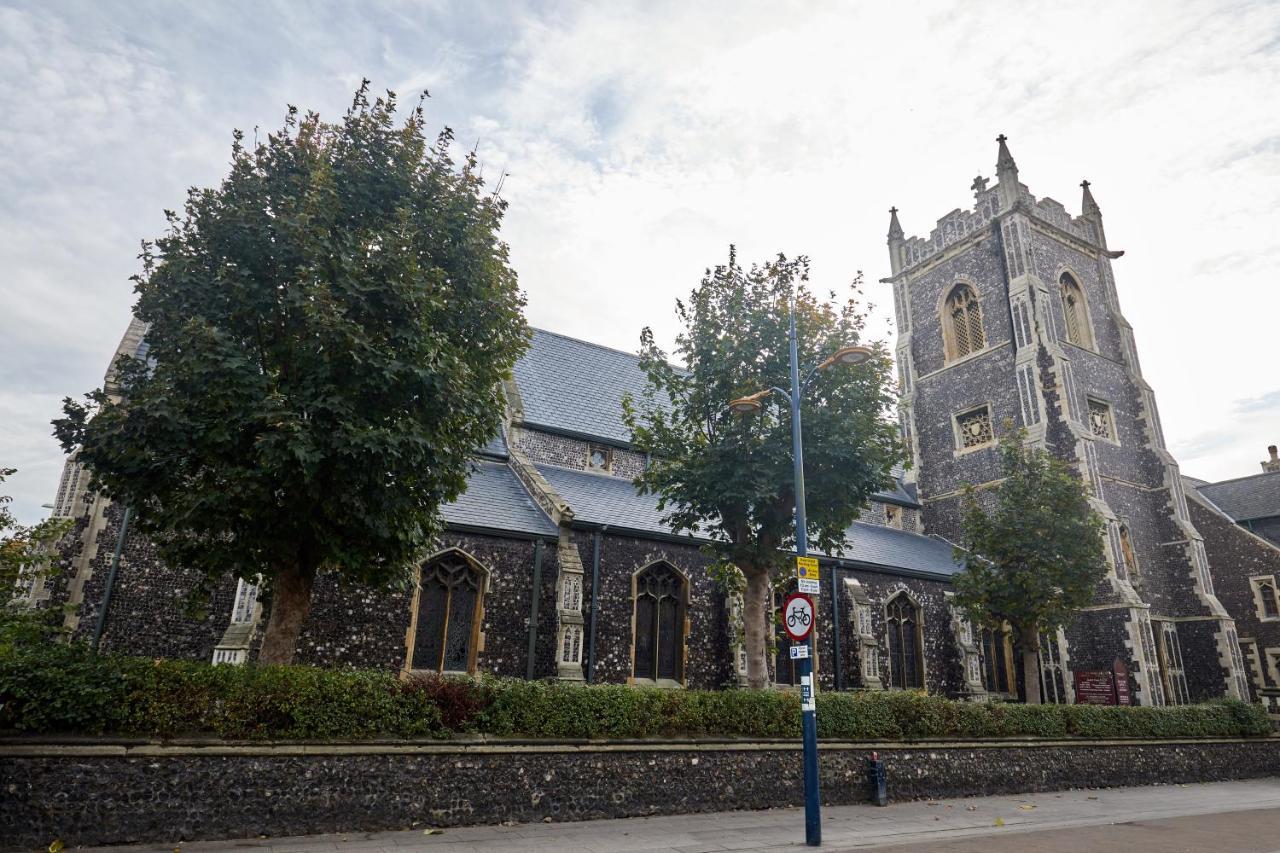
[412, 553, 483, 673]
[633, 563, 685, 682]
[886, 593, 923, 689]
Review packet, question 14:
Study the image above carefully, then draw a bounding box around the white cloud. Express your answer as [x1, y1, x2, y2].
[2, 0, 1278, 522]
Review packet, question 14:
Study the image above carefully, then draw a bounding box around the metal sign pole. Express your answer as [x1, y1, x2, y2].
[788, 307, 822, 847]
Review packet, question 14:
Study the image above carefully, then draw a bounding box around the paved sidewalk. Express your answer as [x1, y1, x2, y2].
[93, 779, 1280, 853]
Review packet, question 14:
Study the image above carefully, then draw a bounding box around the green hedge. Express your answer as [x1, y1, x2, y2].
[0, 644, 1270, 741]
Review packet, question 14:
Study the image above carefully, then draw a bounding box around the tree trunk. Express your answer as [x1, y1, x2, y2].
[742, 568, 772, 689]
[257, 560, 316, 665]
[1019, 640, 1042, 704]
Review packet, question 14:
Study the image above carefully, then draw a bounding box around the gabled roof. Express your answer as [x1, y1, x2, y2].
[535, 462, 962, 579]
[1195, 470, 1280, 523]
[513, 329, 656, 446]
[514, 328, 920, 508]
[441, 460, 557, 538]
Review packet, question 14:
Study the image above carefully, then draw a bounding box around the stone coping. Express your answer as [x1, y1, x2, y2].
[1, 734, 1273, 757]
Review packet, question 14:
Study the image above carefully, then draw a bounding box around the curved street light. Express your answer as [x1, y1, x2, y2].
[725, 318, 872, 848]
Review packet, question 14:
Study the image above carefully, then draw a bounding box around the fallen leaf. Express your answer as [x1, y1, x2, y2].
[423, 829, 443, 836]
[965, 806, 977, 812]
[994, 817, 1005, 827]
[49, 842, 64, 853]
[1019, 804, 1036, 811]
[1087, 796, 1098, 800]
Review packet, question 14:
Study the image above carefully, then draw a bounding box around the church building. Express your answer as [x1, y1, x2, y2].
[23, 138, 1280, 716]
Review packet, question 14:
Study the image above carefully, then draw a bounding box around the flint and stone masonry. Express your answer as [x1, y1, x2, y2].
[20, 140, 1280, 715]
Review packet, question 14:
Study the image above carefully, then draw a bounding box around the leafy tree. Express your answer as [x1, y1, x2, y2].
[54, 83, 528, 664]
[952, 430, 1107, 703]
[623, 249, 901, 689]
[0, 468, 71, 610]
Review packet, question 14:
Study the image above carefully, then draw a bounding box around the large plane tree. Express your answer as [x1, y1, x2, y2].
[624, 249, 900, 688]
[55, 83, 528, 664]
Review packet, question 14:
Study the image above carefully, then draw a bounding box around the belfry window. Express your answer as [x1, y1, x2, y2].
[885, 593, 924, 689]
[944, 283, 985, 360]
[1060, 273, 1093, 349]
[411, 552, 485, 674]
[633, 563, 686, 682]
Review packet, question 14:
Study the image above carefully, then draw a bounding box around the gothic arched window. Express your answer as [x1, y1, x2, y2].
[410, 551, 486, 673]
[886, 593, 924, 689]
[1060, 273, 1094, 349]
[633, 563, 686, 682]
[981, 624, 1014, 694]
[944, 283, 985, 360]
[1260, 579, 1280, 620]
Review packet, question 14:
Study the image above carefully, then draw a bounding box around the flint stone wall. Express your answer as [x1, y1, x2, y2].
[4, 737, 1278, 849]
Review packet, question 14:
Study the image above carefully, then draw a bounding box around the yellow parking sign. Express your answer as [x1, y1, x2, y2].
[796, 556, 820, 580]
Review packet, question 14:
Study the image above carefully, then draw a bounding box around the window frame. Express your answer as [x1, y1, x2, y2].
[953, 404, 996, 455]
[1087, 397, 1119, 445]
[587, 443, 614, 473]
[940, 281, 988, 363]
[630, 561, 689, 687]
[405, 549, 489, 676]
[1058, 271, 1096, 351]
[1251, 575, 1280, 622]
[884, 591, 925, 690]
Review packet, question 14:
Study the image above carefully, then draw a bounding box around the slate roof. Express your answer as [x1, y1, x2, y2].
[441, 460, 557, 537]
[514, 329, 657, 446]
[1195, 471, 1280, 522]
[514, 328, 920, 508]
[477, 426, 509, 460]
[535, 463, 961, 578]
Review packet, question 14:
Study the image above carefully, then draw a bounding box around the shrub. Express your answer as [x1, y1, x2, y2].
[0, 645, 1270, 741]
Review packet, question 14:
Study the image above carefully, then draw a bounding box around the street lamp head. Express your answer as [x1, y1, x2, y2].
[727, 390, 770, 414]
[819, 345, 873, 371]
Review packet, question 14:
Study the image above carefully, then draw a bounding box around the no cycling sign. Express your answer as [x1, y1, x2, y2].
[782, 592, 815, 642]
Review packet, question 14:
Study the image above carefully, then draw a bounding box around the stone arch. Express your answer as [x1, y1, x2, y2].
[884, 589, 926, 690]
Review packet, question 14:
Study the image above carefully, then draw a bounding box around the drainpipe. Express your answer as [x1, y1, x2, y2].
[91, 503, 131, 655]
[525, 538, 544, 680]
[586, 529, 604, 682]
[832, 561, 843, 692]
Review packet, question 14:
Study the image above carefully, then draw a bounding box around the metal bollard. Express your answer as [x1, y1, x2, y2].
[867, 751, 888, 807]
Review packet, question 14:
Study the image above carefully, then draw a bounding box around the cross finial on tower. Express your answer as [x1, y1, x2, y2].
[971, 175, 989, 194]
[1081, 178, 1100, 215]
[887, 206, 904, 242]
[996, 134, 1007, 144]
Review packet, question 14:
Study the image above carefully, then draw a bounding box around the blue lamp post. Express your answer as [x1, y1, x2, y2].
[728, 304, 872, 848]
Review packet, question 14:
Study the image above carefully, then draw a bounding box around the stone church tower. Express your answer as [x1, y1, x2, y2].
[886, 136, 1251, 705]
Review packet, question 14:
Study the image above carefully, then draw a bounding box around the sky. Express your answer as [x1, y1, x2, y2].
[1, 0, 1278, 524]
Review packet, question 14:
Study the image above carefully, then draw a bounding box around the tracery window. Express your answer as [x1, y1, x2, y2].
[944, 283, 985, 360]
[1088, 398, 1115, 441]
[956, 406, 994, 450]
[885, 593, 924, 689]
[1060, 273, 1093, 349]
[633, 563, 685, 682]
[411, 552, 485, 674]
[560, 625, 583, 665]
[1156, 621, 1190, 706]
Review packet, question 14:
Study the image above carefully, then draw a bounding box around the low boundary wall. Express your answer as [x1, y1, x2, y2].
[4, 737, 1279, 848]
